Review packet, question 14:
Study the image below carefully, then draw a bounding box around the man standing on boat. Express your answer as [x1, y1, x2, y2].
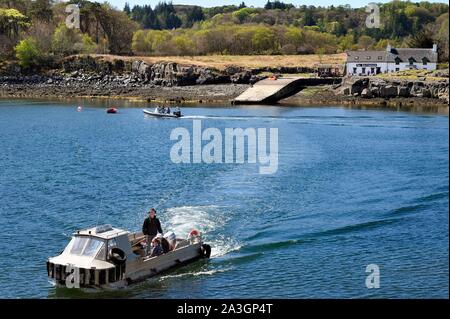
[142, 208, 163, 255]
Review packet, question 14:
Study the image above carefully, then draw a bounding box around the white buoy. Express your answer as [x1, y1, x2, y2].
[77, 106, 82, 112]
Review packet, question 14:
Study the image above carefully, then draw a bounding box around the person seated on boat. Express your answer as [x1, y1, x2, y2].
[150, 237, 163, 257]
[173, 107, 181, 117]
[166, 106, 171, 114]
[142, 208, 163, 255]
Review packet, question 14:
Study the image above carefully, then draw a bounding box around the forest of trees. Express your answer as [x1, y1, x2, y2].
[0, 0, 448, 69]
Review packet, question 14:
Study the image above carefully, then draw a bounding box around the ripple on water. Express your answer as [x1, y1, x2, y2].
[0, 103, 447, 298]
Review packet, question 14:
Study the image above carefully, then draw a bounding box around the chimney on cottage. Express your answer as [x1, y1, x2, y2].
[386, 44, 392, 53]
[432, 43, 438, 53]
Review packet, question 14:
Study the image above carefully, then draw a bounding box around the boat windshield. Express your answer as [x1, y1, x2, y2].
[69, 236, 105, 258]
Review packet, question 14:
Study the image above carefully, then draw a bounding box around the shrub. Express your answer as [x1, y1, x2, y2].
[15, 37, 43, 69]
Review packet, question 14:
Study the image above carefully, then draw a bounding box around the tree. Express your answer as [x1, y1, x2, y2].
[302, 8, 315, 26]
[124, 3, 131, 16]
[132, 29, 151, 54]
[338, 34, 354, 52]
[52, 22, 97, 56]
[30, 0, 53, 22]
[186, 6, 204, 28]
[407, 29, 434, 48]
[232, 8, 257, 24]
[95, 4, 138, 54]
[143, 6, 158, 29]
[0, 7, 29, 56]
[172, 34, 194, 55]
[154, 1, 182, 29]
[434, 13, 449, 62]
[265, 1, 294, 10]
[0, 8, 29, 41]
[80, 33, 97, 53]
[15, 37, 42, 68]
[26, 19, 55, 55]
[52, 23, 83, 55]
[252, 27, 276, 53]
[405, 5, 434, 33]
[358, 35, 375, 50]
[285, 27, 303, 51]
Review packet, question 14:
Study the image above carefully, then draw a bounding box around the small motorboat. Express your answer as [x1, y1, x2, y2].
[47, 224, 211, 288]
[143, 108, 182, 118]
[106, 108, 118, 114]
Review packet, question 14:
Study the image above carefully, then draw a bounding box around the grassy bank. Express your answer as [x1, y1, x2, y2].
[82, 53, 347, 70]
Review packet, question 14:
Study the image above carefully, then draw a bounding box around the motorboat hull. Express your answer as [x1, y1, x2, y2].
[107, 108, 118, 114]
[143, 109, 182, 118]
[47, 237, 210, 289]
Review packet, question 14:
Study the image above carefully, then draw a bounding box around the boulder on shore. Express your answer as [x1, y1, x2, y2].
[338, 76, 448, 103]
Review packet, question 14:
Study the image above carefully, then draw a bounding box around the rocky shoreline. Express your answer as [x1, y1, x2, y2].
[0, 56, 448, 111]
[0, 56, 257, 103]
[336, 76, 449, 104]
[0, 76, 249, 103]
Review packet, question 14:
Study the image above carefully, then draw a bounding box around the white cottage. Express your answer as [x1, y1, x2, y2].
[346, 44, 438, 76]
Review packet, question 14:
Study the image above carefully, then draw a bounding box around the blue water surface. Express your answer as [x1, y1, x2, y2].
[0, 100, 448, 298]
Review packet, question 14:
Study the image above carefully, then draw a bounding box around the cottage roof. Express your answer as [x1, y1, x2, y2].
[347, 47, 437, 63]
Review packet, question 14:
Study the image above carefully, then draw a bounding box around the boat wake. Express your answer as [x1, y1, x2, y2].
[158, 267, 233, 281]
[182, 115, 249, 121]
[163, 205, 241, 258]
[181, 115, 422, 129]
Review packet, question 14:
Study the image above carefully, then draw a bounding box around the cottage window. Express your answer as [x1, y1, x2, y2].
[422, 57, 429, 65]
[366, 56, 371, 60]
[395, 57, 401, 65]
[354, 56, 359, 60]
[378, 56, 382, 60]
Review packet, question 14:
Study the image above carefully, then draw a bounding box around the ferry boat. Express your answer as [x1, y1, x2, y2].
[46, 224, 211, 288]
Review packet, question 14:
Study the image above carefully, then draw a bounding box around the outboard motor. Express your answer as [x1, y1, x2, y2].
[164, 231, 177, 250]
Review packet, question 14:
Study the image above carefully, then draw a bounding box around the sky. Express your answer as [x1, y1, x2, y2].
[105, 0, 448, 11]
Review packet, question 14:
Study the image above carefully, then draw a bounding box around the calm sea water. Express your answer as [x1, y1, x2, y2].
[0, 99, 448, 298]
